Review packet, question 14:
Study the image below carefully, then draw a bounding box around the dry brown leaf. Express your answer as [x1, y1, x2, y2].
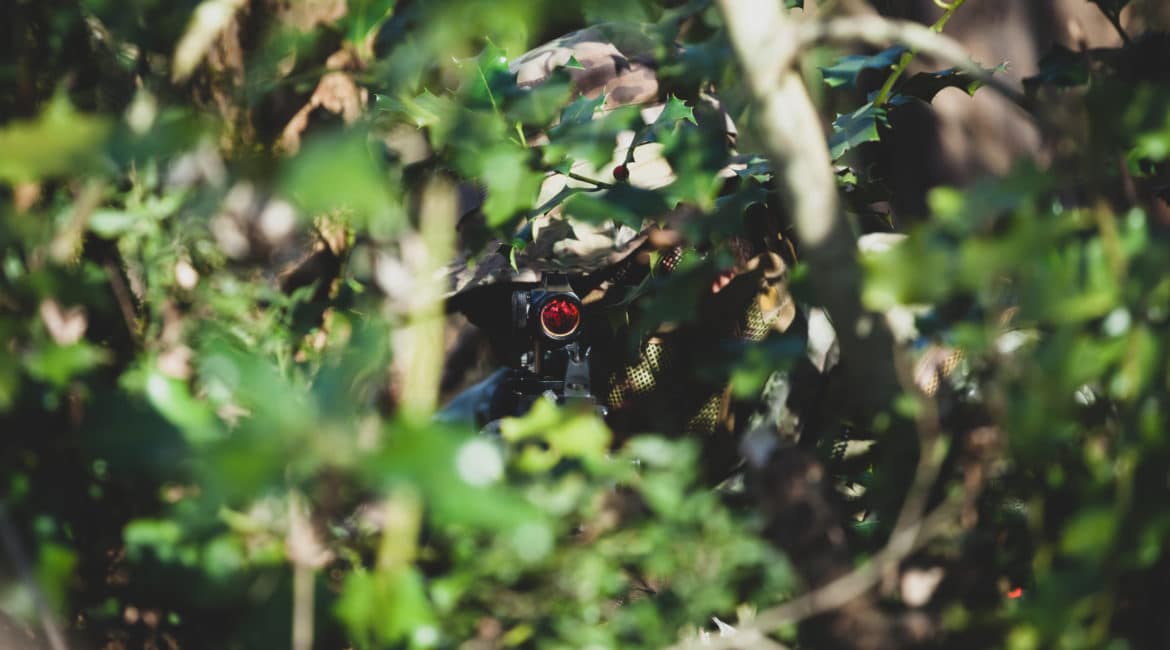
[39, 299, 87, 345]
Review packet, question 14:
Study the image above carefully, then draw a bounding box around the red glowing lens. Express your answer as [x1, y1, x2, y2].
[539, 296, 581, 338]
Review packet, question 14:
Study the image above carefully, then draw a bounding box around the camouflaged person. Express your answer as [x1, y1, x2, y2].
[441, 26, 797, 457]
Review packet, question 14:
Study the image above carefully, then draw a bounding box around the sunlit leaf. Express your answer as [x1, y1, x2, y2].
[24, 342, 108, 387]
[820, 47, 906, 89]
[829, 102, 887, 160]
[0, 94, 111, 183]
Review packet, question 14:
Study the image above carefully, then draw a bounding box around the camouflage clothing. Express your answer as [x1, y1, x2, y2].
[447, 26, 735, 297]
[446, 26, 788, 442]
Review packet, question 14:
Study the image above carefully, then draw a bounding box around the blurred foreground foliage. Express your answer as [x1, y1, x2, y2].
[2, 0, 1170, 648]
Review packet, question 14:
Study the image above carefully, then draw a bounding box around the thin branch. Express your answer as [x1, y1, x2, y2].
[288, 492, 315, 650]
[561, 170, 615, 189]
[799, 14, 1028, 109]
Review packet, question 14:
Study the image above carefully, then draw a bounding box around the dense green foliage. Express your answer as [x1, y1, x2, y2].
[3, 0, 1170, 648]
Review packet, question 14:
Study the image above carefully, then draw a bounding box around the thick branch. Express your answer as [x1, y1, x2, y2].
[717, 0, 899, 422]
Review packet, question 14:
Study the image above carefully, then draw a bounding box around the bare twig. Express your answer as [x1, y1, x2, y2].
[884, 346, 948, 569]
[396, 179, 458, 418]
[562, 170, 615, 189]
[288, 492, 315, 650]
[798, 14, 1028, 108]
[0, 505, 70, 650]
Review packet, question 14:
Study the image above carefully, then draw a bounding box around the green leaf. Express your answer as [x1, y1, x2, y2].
[35, 543, 77, 613]
[653, 95, 697, 128]
[341, 0, 395, 48]
[376, 90, 455, 129]
[0, 93, 111, 183]
[898, 63, 1008, 102]
[0, 352, 19, 411]
[281, 131, 399, 228]
[504, 73, 573, 128]
[143, 370, 221, 445]
[557, 92, 607, 127]
[336, 568, 436, 648]
[820, 47, 906, 89]
[1023, 45, 1090, 90]
[478, 145, 546, 227]
[24, 342, 108, 387]
[828, 102, 887, 160]
[124, 519, 184, 562]
[1060, 508, 1117, 559]
[546, 105, 643, 170]
[562, 184, 670, 229]
[466, 42, 514, 111]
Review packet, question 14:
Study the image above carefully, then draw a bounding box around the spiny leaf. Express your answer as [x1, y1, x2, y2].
[546, 105, 643, 169]
[654, 95, 697, 128]
[897, 63, 1008, 102]
[1024, 44, 1090, 90]
[467, 41, 514, 111]
[478, 146, 546, 227]
[820, 47, 906, 89]
[557, 92, 607, 126]
[829, 103, 887, 160]
[563, 184, 669, 229]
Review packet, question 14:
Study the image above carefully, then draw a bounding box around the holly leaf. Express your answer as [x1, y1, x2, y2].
[654, 95, 697, 128]
[732, 156, 773, 183]
[820, 47, 906, 89]
[342, 0, 395, 48]
[898, 63, 1008, 102]
[546, 105, 643, 169]
[503, 70, 573, 129]
[478, 145, 546, 227]
[1024, 45, 1090, 90]
[563, 184, 669, 229]
[374, 90, 454, 129]
[466, 41, 515, 111]
[557, 92, 607, 126]
[829, 103, 887, 160]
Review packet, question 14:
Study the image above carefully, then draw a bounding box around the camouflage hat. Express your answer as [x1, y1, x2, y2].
[447, 25, 738, 297]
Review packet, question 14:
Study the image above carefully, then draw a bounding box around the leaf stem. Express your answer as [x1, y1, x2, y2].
[562, 170, 614, 189]
[873, 0, 967, 106]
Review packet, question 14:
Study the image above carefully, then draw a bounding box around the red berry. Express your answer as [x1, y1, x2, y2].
[613, 164, 629, 181]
